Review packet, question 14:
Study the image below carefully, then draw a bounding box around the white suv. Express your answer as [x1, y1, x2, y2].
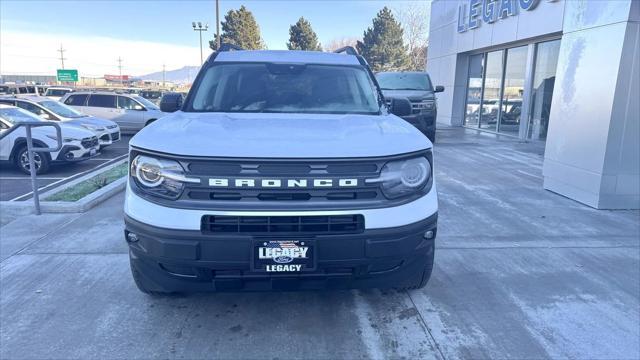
[61, 92, 165, 133]
[0, 105, 99, 174]
[125, 47, 438, 294]
[44, 87, 73, 101]
[0, 96, 120, 148]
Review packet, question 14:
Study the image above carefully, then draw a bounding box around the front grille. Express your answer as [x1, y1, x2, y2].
[183, 158, 383, 205]
[129, 148, 432, 211]
[81, 137, 98, 149]
[201, 215, 364, 235]
[111, 132, 120, 141]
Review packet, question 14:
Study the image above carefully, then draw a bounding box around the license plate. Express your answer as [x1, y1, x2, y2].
[253, 240, 314, 272]
[90, 148, 97, 156]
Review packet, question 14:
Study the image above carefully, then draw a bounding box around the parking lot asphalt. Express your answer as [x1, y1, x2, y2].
[1, 127, 638, 359]
[0, 134, 131, 201]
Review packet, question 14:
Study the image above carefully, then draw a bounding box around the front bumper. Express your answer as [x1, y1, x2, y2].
[99, 130, 120, 146]
[54, 144, 99, 162]
[400, 111, 436, 135]
[125, 212, 437, 292]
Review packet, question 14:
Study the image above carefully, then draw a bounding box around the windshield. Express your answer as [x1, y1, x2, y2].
[133, 95, 160, 110]
[0, 107, 43, 124]
[376, 72, 433, 91]
[39, 100, 86, 118]
[186, 63, 380, 115]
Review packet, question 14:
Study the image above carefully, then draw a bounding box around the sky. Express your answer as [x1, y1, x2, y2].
[0, 0, 430, 77]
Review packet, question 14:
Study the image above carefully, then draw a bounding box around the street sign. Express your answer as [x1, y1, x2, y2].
[57, 69, 78, 82]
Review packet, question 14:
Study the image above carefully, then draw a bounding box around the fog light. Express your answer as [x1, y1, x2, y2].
[127, 232, 139, 242]
[424, 230, 434, 239]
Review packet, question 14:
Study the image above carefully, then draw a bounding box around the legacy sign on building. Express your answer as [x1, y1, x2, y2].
[457, 0, 557, 33]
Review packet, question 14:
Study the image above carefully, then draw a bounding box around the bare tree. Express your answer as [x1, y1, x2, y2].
[324, 37, 359, 52]
[394, 2, 430, 70]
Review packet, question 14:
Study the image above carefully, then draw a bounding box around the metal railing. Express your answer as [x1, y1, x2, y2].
[0, 121, 62, 215]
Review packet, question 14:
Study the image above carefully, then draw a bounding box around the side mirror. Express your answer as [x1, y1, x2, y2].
[389, 97, 412, 117]
[134, 104, 145, 111]
[39, 113, 51, 120]
[434, 85, 445, 93]
[160, 92, 183, 113]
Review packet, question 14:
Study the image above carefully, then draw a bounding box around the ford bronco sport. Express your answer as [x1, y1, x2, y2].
[125, 46, 438, 293]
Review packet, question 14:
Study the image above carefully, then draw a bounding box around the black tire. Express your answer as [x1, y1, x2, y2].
[14, 145, 50, 175]
[398, 245, 435, 290]
[129, 256, 172, 296]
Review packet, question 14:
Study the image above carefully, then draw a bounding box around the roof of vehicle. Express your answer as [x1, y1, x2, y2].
[213, 50, 362, 66]
[64, 90, 135, 96]
[1, 95, 50, 103]
[47, 87, 73, 90]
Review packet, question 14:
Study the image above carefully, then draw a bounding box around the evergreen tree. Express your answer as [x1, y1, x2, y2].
[209, 5, 264, 50]
[287, 17, 322, 51]
[356, 7, 410, 71]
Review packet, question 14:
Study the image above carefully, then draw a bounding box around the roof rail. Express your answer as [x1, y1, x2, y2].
[218, 43, 243, 52]
[333, 46, 358, 56]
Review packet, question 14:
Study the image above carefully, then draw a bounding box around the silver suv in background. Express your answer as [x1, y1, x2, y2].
[0, 96, 121, 148]
[61, 92, 166, 133]
[44, 87, 73, 101]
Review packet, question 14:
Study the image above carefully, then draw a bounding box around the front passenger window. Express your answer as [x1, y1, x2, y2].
[117, 96, 143, 110]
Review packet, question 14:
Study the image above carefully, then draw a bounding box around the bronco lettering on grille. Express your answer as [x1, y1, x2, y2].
[208, 178, 359, 188]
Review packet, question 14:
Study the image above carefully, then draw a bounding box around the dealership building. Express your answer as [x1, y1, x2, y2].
[427, 0, 639, 209]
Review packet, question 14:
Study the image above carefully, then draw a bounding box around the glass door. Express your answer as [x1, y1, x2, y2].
[498, 46, 528, 135]
[528, 40, 561, 141]
[479, 50, 504, 131]
[464, 54, 484, 127]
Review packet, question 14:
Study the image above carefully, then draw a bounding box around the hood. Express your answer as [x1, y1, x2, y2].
[83, 116, 118, 127]
[382, 89, 434, 102]
[131, 112, 431, 158]
[30, 123, 94, 140]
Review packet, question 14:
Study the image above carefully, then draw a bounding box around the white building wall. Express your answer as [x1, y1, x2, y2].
[427, 0, 639, 209]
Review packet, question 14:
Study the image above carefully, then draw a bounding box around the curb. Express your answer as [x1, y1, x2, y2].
[0, 159, 127, 215]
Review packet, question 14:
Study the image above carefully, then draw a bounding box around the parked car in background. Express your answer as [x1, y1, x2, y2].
[61, 91, 166, 132]
[44, 87, 74, 101]
[0, 84, 35, 95]
[0, 95, 120, 148]
[0, 105, 99, 174]
[376, 72, 444, 142]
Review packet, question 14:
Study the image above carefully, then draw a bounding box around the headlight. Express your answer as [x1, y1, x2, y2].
[46, 134, 78, 143]
[81, 124, 105, 131]
[130, 155, 198, 199]
[413, 100, 435, 111]
[367, 157, 432, 199]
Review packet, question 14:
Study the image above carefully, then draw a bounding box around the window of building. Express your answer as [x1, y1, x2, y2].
[464, 54, 484, 127]
[528, 39, 560, 141]
[480, 50, 504, 131]
[498, 46, 528, 135]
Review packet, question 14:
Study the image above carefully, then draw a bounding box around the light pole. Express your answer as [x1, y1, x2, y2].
[216, 0, 220, 50]
[192, 22, 208, 65]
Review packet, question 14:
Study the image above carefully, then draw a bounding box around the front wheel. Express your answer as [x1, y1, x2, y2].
[15, 145, 50, 175]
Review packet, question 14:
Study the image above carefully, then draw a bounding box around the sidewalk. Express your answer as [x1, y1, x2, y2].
[1, 127, 638, 359]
